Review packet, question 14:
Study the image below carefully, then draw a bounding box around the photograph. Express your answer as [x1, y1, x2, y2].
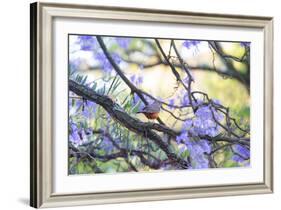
[28, 2, 274, 207]
[68, 35, 251, 174]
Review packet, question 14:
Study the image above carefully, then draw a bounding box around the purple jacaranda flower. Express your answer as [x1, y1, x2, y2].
[130, 75, 136, 83]
[185, 105, 222, 137]
[198, 140, 211, 154]
[183, 40, 200, 49]
[69, 98, 73, 108]
[240, 42, 250, 48]
[95, 52, 121, 72]
[192, 99, 204, 107]
[182, 93, 190, 106]
[232, 155, 244, 163]
[195, 105, 213, 120]
[115, 37, 132, 49]
[231, 144, 250, 165]
[129, 74, 143, 86]
[69, 59, 82, 72]
[212, 99, 221, 106]
[69, 122, 88, 145]
[81, 108, 90, 118]
[78, 35, 97, 51]
[183, 74, 194, 84]
[176, 121, 211, 169]
[207, 127, 220, 137]
[133, 94, 141, 104]
[69, 130, 80, 145]
[101, 136, 115, 153]
[95, 52, 112, 72]
[112, 53, 122, 64]
[137, 76, 143, 84]
[87, 101, 96, 109]
[70, 121, 78, 132]
[183, 119, 193, 130]
[168, 99, 175, 110]
[186, 139, 210, 169]
[72, 99, 96, 118]
[233, 145, 250, 159]
[75, 100, 84, 112]
[211, 108, 224, 121]
[176, 131, 189, 144]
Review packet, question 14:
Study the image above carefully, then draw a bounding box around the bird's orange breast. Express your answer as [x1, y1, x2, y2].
[144, 112, 159, 119]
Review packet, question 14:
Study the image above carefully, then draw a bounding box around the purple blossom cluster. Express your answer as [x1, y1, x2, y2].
[129, 74, 143, 86]
[115, 37, 132, 49]
[69, 98, 97, 146]
[69, 122, 90, 146]
[69, 36, 250, 171]
[182, 40, 201, 49]
[182, 92, 191, 106]
[177, 134, 211, 168]
[232, 145, 250, 163]
[240, 42, 251, 48]
[69, 59, 82, 72]
[188, 139, 211, 169]
[95, 52, 122, 72]
[168, 99, 175, 109]
[176, 103, 224, 168]
[176, 100, 224, 142]
[77, 35, 97, 51]
[69, 120, 116, 153]
[72, 99, 96, 118]
[75, 35, 125, 73]
[100, 136, 115, 153]
[69, 120, 120, 154]
[192, 105, 223, 137]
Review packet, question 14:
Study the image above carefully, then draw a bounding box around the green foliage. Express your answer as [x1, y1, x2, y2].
[69, 74, 169, 173]
[223, 160, 239, 168]
[69, 37, 251, 174]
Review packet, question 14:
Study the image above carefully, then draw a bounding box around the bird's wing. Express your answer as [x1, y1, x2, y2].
[143, 104, 161, 113]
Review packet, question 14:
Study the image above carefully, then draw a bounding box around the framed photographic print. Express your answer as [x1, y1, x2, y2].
[30, 2, 273, 208]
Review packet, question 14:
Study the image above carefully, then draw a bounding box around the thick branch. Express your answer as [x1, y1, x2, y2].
[69, 79, 189, 169]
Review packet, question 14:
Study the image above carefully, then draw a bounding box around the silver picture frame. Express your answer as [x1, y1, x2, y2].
[30, 2, 274, 208]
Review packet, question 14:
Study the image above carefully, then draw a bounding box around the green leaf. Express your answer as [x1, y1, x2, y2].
[91, 82, 97, 91]
[130, 100, 141, 113]
[84, 164, 93, 173]
[77, 161, 85, 174]
[180, 149, 190, 159]
[112, 80, 122, 92]
[107, 76, 118, 94]
[81, 76, 88, 84]
[223, 160, 239, 168]
[71, 98, 75, 107]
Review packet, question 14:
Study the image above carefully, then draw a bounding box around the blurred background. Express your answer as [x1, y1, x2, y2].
[68, 35, 250, 174]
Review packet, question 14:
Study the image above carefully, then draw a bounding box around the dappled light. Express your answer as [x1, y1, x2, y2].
[68, 35, 250, 174]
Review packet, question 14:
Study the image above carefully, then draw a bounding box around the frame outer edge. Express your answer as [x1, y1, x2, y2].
[30, 2, 39, 208]
[30, 2, 274, 208]
[264, 18, 274, 192]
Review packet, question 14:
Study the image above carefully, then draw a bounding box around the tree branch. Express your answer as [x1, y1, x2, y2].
[96, 36, 167, 125]
[69, 79, 190, 169]
[208, 41, 250, 92]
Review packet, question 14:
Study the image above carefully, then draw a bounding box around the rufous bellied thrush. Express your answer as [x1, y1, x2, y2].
[136, 101, 162, 120]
